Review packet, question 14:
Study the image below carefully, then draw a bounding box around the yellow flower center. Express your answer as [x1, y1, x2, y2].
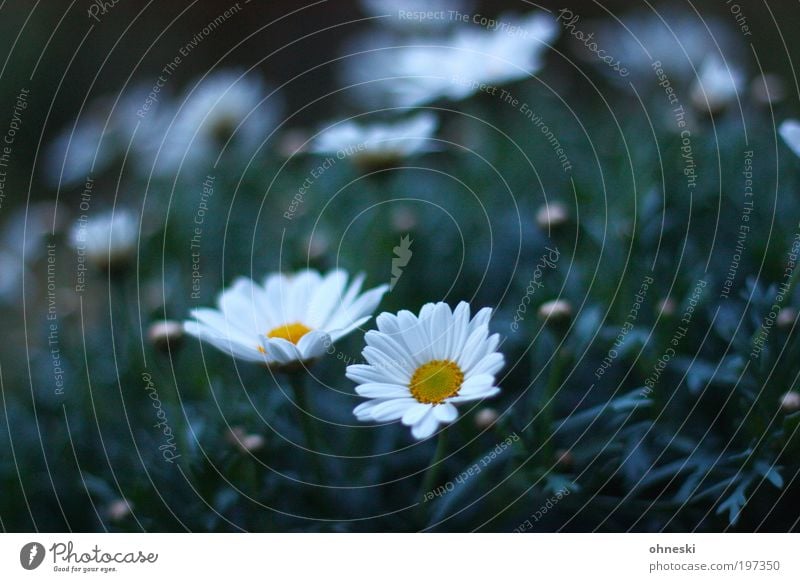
[267, 322, 313, 344]
[409, 359, 464, 404]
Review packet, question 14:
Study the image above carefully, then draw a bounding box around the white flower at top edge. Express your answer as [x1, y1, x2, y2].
[348, 301, 504, 439]
[779, 120, 800, 159]
[340, 11, 558, 107]
[184, 270, 388, 368]
[68, 209, 138, 268]
[310, 113, 439, 166]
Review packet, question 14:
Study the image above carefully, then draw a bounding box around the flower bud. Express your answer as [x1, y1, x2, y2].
[538, 299, 573, 325]
[751, 73, 786, 105]
[474, 408, 499, 430]
[147, 320, 184, 352]
[227, 426, 265, 452]
[554, 448, 574, 470]
[657, 297, 677, 318]
[780, 391, 800, 413]
[536, 202, 569, 230]
[777, 308, 797, 330]
[106, 499, 132, 522]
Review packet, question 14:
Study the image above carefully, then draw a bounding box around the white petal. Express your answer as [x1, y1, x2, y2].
[459, 373, 497, 395]
[363, 346, 413, 382]
[780, 119, 800, 158]
[306, 270, 348, 328]
[427, 302, 453, 360]
[411, 410, 440, 439]
[296, 330, 330, 360]
[346, 363, 395, 384]
[369, 398, 416, 421]
[432, 402, 458, 422]
[353, 399, 389, 420]
[456, 326, 490, 370]
[397, 309, 431, 363]
[355, 383, 411, 398]
[327, 315, 371, 343]
[401, 402, 432, 426]
[447, 386, 500, 403]
[467, 352, 505, 376]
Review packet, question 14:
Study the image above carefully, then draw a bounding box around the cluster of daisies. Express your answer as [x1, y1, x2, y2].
[184, 269, 504, 440]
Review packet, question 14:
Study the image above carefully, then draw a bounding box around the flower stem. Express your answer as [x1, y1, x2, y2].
[416, 431, 447, 527]
[286, 371, 325, 483]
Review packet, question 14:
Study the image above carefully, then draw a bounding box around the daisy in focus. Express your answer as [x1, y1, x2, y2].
[348, 301, 504, 439]
[184, 270, 388, 369]
[311, 113, 439, 170]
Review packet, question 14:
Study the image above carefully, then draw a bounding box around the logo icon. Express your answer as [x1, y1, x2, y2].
[390, 235, 413, 291]
[20, 542, 45, 570]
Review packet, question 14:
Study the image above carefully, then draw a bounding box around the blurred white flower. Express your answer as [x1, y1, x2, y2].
[45, 86, 155, 187]
[349, 301, 503, 439]
[184, 270, 388, 368]
[148, 70, 281, 176]
[591, 9, 739, 82]
[69, 209, 138, 269]
[340, 12, 558, 107]
[779, 119, 800, 158]
[311, 113, 439, 168]
[690, 56, 744, 112]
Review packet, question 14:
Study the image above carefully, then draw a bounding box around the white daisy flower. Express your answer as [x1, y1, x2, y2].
[340, 11, 557, 107]
[689, 56, 744, 112]
[311, 113, 439, 168]
[779, 119, 800, 158]
[148, 69, 281, 175]
[348, 301, 504, 439]
[184, 270, 388, 368]
[69, 209, 138, 269]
